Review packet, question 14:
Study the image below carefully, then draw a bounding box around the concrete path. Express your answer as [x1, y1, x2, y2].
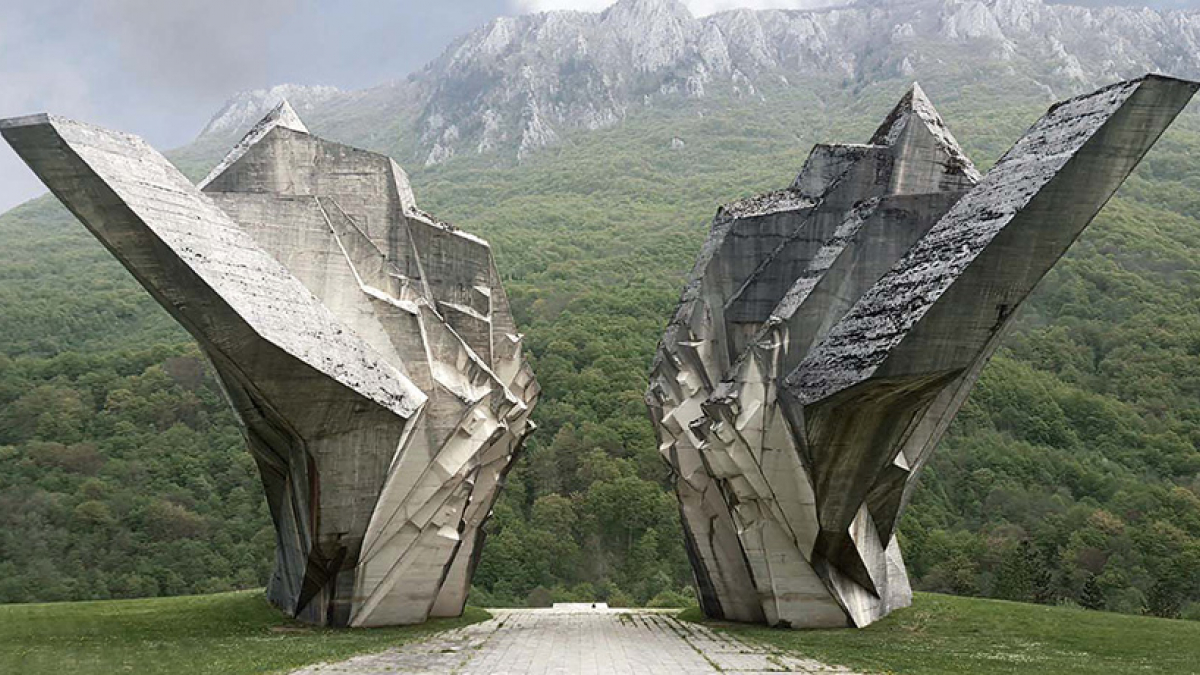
[289, 607, 864, 674]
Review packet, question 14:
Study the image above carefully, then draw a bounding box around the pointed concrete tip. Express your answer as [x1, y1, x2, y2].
[270, 99, 309, 134]
[907, 82, 941, 120]
[869, 82, 933, 146]
[869, 86, 917, 146]
[199, 99, 310, 189]
[866, 79, 982, 181]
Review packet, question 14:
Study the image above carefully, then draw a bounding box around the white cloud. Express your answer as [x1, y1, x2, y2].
[511, 0, 842, 16]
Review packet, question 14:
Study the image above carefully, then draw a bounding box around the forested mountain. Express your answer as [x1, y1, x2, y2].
[2, 0, 1200, 619]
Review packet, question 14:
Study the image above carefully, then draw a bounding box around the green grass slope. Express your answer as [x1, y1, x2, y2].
[0, 590, 489, 675]
[682, 592, 1200, 675]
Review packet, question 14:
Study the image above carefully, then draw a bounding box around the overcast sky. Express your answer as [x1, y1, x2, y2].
[1, 0, 1196, 212]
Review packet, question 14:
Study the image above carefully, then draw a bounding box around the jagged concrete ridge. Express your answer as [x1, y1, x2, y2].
[722, 85, 978, 363]
[1, 104, 538, 628]
[776, 77, 1199, 621]
[646, 85, 963, 626]
[788, 75, 1199, 404]
[647, 74, 1197, 629]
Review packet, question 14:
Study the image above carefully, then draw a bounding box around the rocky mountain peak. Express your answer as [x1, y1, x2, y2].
[601, 0, 694, 21]
[600, 0, 700, 72]
[196, 0, 1200, 169]
[600, 0, 697, 32]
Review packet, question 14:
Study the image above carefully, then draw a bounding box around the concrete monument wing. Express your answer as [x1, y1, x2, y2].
[647, 74, 1198, 628]
[1, 103, 538, 627]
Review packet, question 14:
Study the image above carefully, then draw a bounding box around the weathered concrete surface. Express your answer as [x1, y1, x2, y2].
[647, 74, 1198, 629]
[1, 103, 538, 628]
[288, 608, 863, 674]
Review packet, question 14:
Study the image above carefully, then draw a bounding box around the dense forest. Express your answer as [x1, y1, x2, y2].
[2, 77, 1199, 619]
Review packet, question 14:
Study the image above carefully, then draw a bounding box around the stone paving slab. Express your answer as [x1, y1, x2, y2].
[289, 607, 864, 674]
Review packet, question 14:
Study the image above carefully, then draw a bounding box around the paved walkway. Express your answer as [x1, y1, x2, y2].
[289, 607, 863, 674]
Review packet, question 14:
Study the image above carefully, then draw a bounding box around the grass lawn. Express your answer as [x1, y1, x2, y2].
[680, 592, 1200, 675]
[0, 589, 490, 675]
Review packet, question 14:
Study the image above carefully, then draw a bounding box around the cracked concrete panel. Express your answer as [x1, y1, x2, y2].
[648, 74, 1197, 629]
[1, 102, 537, 628]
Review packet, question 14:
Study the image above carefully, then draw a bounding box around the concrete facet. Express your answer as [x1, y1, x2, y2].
[647, 74, 1198, 628]
[1, 102, 538, 628]
[287, 608, 863, 674]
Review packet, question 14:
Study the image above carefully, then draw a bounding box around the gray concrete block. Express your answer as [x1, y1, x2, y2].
[647, 75, 1198, 628]
[1, 101, 538, 627]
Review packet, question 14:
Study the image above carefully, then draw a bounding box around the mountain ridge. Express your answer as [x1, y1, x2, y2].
[194, 0, 1200, 170]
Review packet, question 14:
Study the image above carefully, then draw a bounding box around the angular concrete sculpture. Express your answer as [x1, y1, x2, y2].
[1, 103, 538, 627]
[647, 74, 1198, 628]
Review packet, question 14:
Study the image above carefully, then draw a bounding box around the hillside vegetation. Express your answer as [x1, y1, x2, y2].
[683, 592, 1200, 675]
[1, 77, 1199, 620]
[0, 590, 488, 675]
